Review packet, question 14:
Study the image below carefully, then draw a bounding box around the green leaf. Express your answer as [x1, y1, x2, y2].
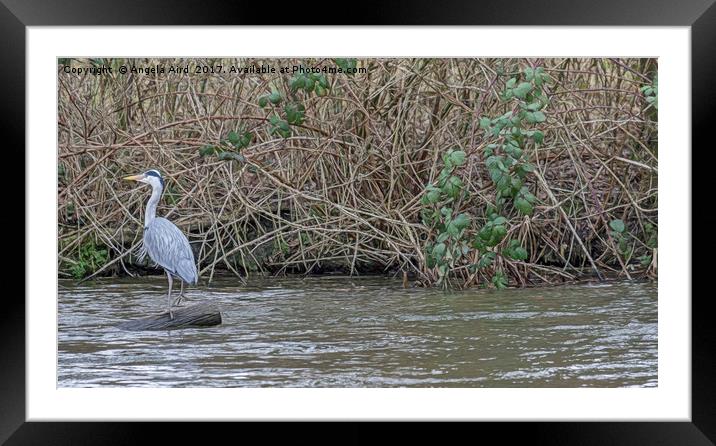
[472, 238, 486, 251]
[425, 188, 441, 204]
[304, 78, 315, 92]
[523, 67, 534, 81]
[492, 272, 508, 289]
[533, 131, 544, 144]
[258, 96, 268, 107]
[268, 90, 282, 104]
[335, 58, 357, 75]
[284, 103, 306, 125]
[452, 213, 471, 231]
[504, 240, 529, 261]
[520, 162, 535, 173]
[228, 131, 240, 145]
[240, 133, 253, 149]
[492, 216, 508, 225]
[526, 102, 541, 111]
[513, 82, 533, 99]
[532, 111, 546, 122]
[515, 197, 533, 215]
[438, 264, 448, 277]
[442, 176, 463, 198]
[433, 242, 447, 259]
[450, 150, 466, 166]
[318, 75, 329, 89]
[609, 219, 626, 233]
[199, 145, 216, 156]
[290, 76, 304, 91]
[513, 246, 528, 260]
[479, 117, 491, 129]
[447, 221, 461, 237]
[485, 155, 503, 169]
[491, 225, 507, 243]
[477, 252, 495, 269]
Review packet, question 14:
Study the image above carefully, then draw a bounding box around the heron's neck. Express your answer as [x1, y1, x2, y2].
[144, 183, 163, 228]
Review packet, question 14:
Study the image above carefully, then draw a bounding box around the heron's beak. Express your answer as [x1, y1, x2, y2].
[123, 174, 144, 182]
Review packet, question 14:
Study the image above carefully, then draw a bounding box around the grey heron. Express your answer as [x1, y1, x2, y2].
[124, 169, 198, 319]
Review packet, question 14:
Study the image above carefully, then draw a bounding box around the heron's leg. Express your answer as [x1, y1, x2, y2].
[174, 281, 185, 306]
[166, 271, 174, 320]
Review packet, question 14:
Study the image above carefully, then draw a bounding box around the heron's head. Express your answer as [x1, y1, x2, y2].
[123, 169, 164, 188]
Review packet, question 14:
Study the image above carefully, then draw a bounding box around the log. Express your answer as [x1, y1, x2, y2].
[116, 302, 223, 331]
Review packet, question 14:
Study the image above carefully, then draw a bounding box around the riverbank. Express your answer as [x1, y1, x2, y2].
[58, 57, 658, 288]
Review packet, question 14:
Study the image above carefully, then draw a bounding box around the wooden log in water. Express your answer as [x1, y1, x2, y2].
[116, 303, 223, 331]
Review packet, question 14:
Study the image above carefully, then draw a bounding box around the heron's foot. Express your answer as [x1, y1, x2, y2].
[174, 294, 186, 307]
[169, 309, 175, 320]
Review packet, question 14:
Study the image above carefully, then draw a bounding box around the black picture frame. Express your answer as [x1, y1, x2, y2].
[2, 0, 712, 443]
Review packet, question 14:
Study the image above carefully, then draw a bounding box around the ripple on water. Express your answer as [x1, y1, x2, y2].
[57, 277, 658, 388]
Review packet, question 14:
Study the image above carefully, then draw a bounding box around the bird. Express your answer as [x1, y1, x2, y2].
[124, 169, 198, 319]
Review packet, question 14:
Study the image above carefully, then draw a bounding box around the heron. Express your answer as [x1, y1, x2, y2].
[124, 169, 198, 319]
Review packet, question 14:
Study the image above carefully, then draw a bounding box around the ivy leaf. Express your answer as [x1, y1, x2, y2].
[442, 176, 463, 199]
[504, 240, 529, 261]
[515, 197, 533, 215]
[268, 90, 282, 104]
[477, 252, 496, 269]
[492, 216, 508, 225]
[433, 243, 447, 260]
[492, 272, 508, 289]
[609, 219, 626, 233]
[513, 82, 533, 99]
[199, 145, 217, 157]
[228, 131, 240, 146]
[491, 225, 507, 244]
[284, 103, 306, 125]
[318, 74, 330, 89]
[452, 213, 471, 231]
[290, 76, 305, 91]
[424, 188, 441, 204]
[450, 150, 466, 166]
[523, 68, 534, 81]
[304, 78, 315, 92]
[527, 102, 541, 111]
[335, 58, 357, 75]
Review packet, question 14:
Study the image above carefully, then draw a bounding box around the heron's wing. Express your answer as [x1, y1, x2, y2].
[134, 242, 149, 263]
[143, 217, 198, 284]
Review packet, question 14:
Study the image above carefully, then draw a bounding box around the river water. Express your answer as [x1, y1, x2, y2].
[58, 276, 657, 387]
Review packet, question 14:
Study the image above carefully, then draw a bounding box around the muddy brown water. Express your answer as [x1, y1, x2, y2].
[58, 276, 657, 387]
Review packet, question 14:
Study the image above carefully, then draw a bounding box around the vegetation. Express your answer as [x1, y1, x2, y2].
[62, 240, 109, 280]
[58, 58, 658, 287]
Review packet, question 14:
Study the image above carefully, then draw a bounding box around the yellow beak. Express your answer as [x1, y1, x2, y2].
[123, 174, 144, 181]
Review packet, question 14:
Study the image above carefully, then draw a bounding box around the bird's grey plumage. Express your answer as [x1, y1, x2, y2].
[125, 169, 198, 318]
[144, 217, 198, 285]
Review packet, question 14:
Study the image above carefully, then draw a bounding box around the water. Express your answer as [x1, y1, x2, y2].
[58, 276, 657, 387]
